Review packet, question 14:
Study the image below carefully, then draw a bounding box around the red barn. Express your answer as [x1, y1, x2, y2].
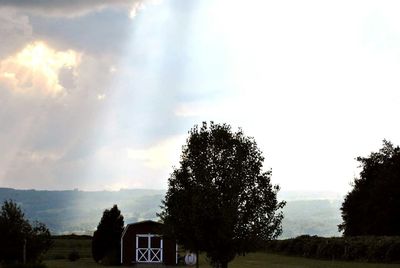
[121, 220, 177, 266]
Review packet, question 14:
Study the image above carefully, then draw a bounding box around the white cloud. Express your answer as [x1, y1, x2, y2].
[126, 135, 185, 169]
[97, 94, 106, 100]
[0, 41, 81, 96]
[109, 66, 117, 73]
[129, 1, 146, 19]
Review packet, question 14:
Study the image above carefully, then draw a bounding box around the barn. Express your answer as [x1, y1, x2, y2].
[121, 220, 177, 266]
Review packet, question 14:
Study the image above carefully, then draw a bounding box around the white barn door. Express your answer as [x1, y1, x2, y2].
[136, 234, 163, 263]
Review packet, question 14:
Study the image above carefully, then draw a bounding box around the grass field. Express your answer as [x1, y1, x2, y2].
[45, 237, 92, 260]
[44, 253, 400, 268]
[44, 237, 400, 268]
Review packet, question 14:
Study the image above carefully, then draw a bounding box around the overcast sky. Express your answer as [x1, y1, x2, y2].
[1, 0, 400, 192]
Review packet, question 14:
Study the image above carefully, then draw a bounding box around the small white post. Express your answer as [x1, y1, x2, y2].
[176, 243, 178, 264]
[160, 237, 163, 262]
[23, 238, 26, 264]
[120, 237, 123, 264]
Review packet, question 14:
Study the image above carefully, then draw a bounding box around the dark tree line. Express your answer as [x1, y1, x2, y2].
[340, 140, 400, 236]
[0, 200, 52, 264]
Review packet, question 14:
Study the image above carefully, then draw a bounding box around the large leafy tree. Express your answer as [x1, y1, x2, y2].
[0, 200, 52, 264]
[92, 204, 124, 265]
[339, 140, 400, 236]
[160, 122, 285, 268]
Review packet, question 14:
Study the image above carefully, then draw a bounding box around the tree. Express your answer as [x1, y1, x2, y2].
[160, 122, 285, 268]
[339, 140, 400, 236]
[92, 204, 124, 265]
[0, 200, 52, 264]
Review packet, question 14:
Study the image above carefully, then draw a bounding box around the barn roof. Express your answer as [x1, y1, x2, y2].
[121, 220, 163, 239]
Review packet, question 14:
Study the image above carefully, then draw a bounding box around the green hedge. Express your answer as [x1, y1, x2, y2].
[265, 235, 400, 263]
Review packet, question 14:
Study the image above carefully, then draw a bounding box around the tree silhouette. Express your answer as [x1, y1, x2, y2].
[92, 205, 124, 264]
[0, 200, 52, 264]
[339, 140, 400, 236]
[160, 122, 285, 268]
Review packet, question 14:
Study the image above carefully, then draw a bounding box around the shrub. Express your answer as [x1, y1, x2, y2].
[265, 235, 400, 263]
[52, 254, 65, 260]
[385, 240, 400, 262]
[67, 250, 80, 262]
[3, 264, 47, 268]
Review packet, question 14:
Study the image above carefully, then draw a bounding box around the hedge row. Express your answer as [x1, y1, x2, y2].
[265, 235, 400, 263]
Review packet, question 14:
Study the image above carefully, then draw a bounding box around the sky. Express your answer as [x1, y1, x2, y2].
[1, 0, 400, 193]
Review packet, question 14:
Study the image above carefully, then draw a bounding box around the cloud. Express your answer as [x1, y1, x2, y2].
[0, 41, 81, 96]
[0, 8, 32, 57]
[82, 135, 185, 190]
[126, 135, 185, 169]
[0, 0, 160, 18]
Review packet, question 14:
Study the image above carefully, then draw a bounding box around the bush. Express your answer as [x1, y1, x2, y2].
[100, 249, 120, 266]
[52, 254, 65, 260]
[2, 264, 47, 268]
[385, 240, 400, 262]
[265, 235, 400, 263]
[67, 250, 80, 262]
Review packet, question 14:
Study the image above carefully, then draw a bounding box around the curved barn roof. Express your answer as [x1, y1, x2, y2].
[121, 220, 163, 239]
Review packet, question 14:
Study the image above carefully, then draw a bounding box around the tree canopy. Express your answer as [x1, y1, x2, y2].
[339, 140, 400, 236]
[0, 200, 52, 264]
[160, 122, 285, 268]
[92, 204, 124, 265]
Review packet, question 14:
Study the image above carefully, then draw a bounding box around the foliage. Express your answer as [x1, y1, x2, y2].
[91, 205, 124, 265]
[2, 263, 47, 268]
[67, 250, 80, 262]
[339, 140, 400, 236]
[0, 200, 52, 264]
[160, 122, 285, 268]
[265, 235, 400, 263]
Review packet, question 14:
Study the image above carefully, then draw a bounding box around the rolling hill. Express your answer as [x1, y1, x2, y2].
[0, 188, 344, 237]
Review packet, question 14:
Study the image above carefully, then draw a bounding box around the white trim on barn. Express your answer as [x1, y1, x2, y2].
[121, 220, 178, 265]
[135, 234, 163, 263]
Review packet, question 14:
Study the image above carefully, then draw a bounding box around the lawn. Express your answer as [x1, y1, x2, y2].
[44, 237, 400, 268]
[45, 237, 92, 260]
[44, 252, 400, 268]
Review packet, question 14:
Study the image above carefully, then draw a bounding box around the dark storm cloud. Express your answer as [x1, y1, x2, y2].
[29, 9, 132, 55]
[0, 0, 145, 17]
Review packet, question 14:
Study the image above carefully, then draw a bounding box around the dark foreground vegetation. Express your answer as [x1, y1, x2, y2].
[0, 200, 52, 266]
[265, 235, 400, 263]
[339, 140, 400, 236]
[42, 235, 400, 267]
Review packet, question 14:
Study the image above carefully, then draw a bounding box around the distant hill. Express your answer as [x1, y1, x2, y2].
[0, 188, 344, 237]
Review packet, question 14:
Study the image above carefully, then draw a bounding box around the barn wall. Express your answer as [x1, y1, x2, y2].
[163, 238, 177, 265]
[122, 221, 176, 266]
